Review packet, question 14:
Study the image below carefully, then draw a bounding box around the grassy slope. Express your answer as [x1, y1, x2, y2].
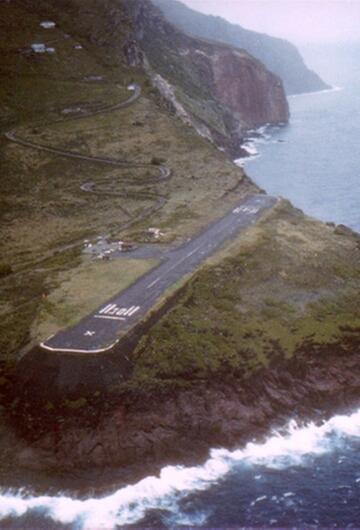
[1, 0, 359, 390]
[0, 0, 251, 358]
[129, 200, 360, 391]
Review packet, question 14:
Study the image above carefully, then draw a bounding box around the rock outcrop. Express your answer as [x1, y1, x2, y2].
[10, 340, 360, 480]
[124, 0, 289, 156]
[152, 0, 330, 95]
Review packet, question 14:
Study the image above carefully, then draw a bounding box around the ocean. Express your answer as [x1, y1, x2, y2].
[1, 411, 360, 528]
[1, 45, 360, 528]
[237, 79, 360, 233]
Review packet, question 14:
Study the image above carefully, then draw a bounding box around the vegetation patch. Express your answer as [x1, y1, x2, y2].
[130, 200, 360, 387]
[31, 256, 158, 343]
[0, 0, 250, 359]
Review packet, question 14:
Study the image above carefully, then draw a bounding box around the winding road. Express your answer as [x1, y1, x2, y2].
[5, 82, 277, 354]
[5, 83, 171, 224]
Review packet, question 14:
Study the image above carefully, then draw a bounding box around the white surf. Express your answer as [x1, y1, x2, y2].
[1, 407, 360, 529]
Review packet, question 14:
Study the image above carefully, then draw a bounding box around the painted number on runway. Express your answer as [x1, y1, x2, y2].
[233, 205, 259, 215]
[95, 304, 140, 320]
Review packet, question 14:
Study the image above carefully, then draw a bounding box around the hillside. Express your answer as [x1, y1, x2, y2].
[0, 0, 359, 482]
[152, 0, 330, 95]
[125, 0, 289, 156]
[0, 0, 257, 360]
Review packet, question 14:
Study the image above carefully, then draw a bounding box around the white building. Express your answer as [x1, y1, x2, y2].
[40, 21, 56, 29]
[31, 43, 46, 53]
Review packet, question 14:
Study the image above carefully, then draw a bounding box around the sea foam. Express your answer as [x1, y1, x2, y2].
[235, 123, 274, 166]
[1, 408, 360, 529]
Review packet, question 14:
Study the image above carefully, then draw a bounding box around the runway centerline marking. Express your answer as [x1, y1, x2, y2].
[147, 245, 203, 289]
[40, 195, 276, 352]
[147, 277, 160, 289]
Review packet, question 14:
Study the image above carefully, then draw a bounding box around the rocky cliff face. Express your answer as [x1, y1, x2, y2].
[152, 0, 330, 96]
[211, 48, 288, 127]
[9, 339, 360, 478]
[25, 0, 289, 156]
[124, 0, 289, 156]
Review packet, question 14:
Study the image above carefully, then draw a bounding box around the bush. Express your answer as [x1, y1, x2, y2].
[151, 156, 166, 165]
[0, 263, 12, 278]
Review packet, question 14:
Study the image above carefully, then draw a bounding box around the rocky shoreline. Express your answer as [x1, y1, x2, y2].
[1, 332, 358, 494]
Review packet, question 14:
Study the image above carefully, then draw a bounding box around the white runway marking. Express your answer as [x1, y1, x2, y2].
[126, 305, 140, 316]
[147, 278, 160, 289]
[99, 303, 117, 314]
[84, 330, 96, 336]
[94, 315, 126, 321]
[233, 205, 260, 215]
[147, 246, 202, 289]
[96, 304, 140, 319]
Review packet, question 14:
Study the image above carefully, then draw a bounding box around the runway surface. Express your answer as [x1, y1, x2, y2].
[41, 194, 276, 353]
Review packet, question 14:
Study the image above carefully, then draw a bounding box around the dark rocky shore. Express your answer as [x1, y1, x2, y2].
[0, 333, 358, 493]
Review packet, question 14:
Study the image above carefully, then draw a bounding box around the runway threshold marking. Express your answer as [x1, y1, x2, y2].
[96, 304, 140, 320]
[40, 195, 275, 353]
[233, 205, 259, 215]
[145, 203, 262, 292]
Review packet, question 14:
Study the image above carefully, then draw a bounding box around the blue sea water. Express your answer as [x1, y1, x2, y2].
[1, 46, 360, 529]
[1, 412, 360, 528]
[238, 44, 360, 233]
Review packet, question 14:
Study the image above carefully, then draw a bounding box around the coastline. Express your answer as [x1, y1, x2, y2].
[2, 404, 360, 528]
[287, 85, 343, 98]
[3, 300, 359, 486]
[1, 0, 359, 525]
[1, 336, 360, 509]
[1, 186, 360, 500]
[234, 85, 344, 168]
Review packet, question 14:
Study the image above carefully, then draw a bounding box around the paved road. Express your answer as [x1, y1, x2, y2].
[4, 83, 171, 272]
[4, 84, 170, 183]
[41, 194, 277, 353]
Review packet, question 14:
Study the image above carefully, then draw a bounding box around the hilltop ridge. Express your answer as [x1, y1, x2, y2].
[152, 0, 330, 95]
[124, 0, 289, 156]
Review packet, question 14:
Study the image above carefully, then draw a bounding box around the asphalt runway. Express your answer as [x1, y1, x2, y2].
[41, 194, 277, 353]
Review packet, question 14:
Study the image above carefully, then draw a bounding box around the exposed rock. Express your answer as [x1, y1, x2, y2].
[152, 0, 330, 95]
[10, 339, 360, 478]
[124, 0, 289, 156]
[123, 38, 144, 67]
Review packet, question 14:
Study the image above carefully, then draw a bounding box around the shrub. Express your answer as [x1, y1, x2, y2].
[151, 156, 166, 165]
[0, 263, 12, 278]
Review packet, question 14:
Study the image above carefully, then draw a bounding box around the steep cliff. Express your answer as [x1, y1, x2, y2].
[125, 0, 289, 155]
[152, 0, 330, 95]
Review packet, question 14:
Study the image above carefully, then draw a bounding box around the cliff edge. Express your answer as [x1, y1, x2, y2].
[152, 0, 330, 95]
[125, 0, 289, 156]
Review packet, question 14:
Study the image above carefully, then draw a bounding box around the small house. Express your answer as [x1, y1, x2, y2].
[40, 21, 56, 29]
[31, 43, 46, 54]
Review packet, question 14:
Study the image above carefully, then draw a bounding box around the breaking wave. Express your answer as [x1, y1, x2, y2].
[1, 407, 360, 529]
[235, 123, 276, 166]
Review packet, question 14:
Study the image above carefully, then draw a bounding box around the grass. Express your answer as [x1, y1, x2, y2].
[129, 199, 360, 387]
[31, 255, 158, 343]
[3, 0, 359, 382]
[0, 0, 252, 358]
